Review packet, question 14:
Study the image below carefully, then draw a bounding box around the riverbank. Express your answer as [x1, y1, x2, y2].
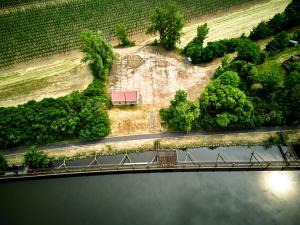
[4, 128, 300, 166]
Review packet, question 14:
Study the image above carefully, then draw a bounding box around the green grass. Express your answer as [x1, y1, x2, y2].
[256, 46, 300, 87]
[0, 0, 256, 67]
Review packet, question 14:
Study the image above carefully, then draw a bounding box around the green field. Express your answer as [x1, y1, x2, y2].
[0, 0, 256, 67]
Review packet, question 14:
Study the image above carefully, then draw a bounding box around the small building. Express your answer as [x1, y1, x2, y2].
[289, 40, 298, 47]
[111, 90, 138, 106]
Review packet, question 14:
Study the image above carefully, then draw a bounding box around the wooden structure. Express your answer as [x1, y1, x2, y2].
[157, 151, 177, 167]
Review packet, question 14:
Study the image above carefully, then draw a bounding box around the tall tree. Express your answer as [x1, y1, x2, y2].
[147, 3, 185, 50]
[80, 29, 115, 80]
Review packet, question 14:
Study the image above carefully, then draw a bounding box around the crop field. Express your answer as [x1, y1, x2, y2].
[0, 0, 257, 67]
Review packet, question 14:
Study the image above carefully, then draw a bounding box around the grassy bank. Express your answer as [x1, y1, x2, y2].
[5, 129, 300, 166]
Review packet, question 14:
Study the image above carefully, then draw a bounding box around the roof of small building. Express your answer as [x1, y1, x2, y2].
[111, 91, 137, 102]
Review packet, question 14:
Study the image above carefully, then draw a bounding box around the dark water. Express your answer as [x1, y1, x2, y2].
[1, 171, 300, 225]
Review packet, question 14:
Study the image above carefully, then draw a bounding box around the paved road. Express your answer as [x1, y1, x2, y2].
[2, 126, 298, 156]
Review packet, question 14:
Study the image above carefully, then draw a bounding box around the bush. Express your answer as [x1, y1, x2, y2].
[249, 21, 272, 40]
[265, 32, 289, 54]
[115, 24, 135, 47]
[185, 37, 241, 64]
[236, 39, 265, 64]
[0, 154, 8, 172]
[24, 147, 52, 169]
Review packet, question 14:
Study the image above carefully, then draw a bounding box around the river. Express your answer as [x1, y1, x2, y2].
[0, 171, 299, 225]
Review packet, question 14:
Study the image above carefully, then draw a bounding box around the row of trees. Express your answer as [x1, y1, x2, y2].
[249, 0, 300, 40]
[0, 30, 114, 149]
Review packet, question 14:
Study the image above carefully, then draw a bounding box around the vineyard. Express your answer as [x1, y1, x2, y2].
[0, 0, 256, 67]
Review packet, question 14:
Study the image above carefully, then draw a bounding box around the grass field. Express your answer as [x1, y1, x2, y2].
[0, 52, 93, 107]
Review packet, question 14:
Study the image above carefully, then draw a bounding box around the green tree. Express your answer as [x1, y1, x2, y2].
[199, 78, 254, 128]
[80, 29, 115, 80]
[160, 90, 200, 132]
[217, 71, 240, 87]
[236, 39, 264, 64]
[268, 13, 286, 33]
[0, 154, 8, 172]
[266, 31, 289, 54]
[115, 23, 135, 47]
[249, 21, 272, 40]
[147, 3, 185, 50]
[24, 147, 52, 169]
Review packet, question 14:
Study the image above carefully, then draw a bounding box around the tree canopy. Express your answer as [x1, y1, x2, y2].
[80, 29, 115, 80]
[147, 3, 185, 50]
[160, 90, 200, 132]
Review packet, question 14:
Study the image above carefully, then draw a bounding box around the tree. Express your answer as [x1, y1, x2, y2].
[236, 39, 265, 64]
[115, 24, 135, 47]
[24, 147, 52, 169]
[249, 21, 272, 40]
[266, 31, 289, 54]
[268, 13, 286, 33]
[0, 154, 8, 172]
[80, 29, 115, 80]
[147, 3, 185, 50]
[184, 23, 209, 54]
[217, 71, 240, 87]
[199, 78, 254, 128]
[160, 90, 200, 132]
[285, 0, 300, 26]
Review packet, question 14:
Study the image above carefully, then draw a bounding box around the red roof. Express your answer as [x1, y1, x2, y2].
[112, 91, 137, 102]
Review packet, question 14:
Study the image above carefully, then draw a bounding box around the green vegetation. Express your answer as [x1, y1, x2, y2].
[115, 24, 135, 47]
[147, 3, 185, 50]
[249, 0, 300, 40]
[80, 29, 115, 80]
[184, 26, 265, 65]
[0, 154, 8, 172]
[0, 30, 113, 149]
[24, 147, 52, 169]
[0, 0, 255, 67]
[162, 34, 300, 130]
[160, 90, 200, 132]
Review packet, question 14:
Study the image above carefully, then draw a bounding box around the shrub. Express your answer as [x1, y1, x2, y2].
[24, 147, 52, 169]
[0, 154, 8, 172]
[236, 39, 265, 64]
[265, 31, 289, 54]
[115, 24, 135, 47]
